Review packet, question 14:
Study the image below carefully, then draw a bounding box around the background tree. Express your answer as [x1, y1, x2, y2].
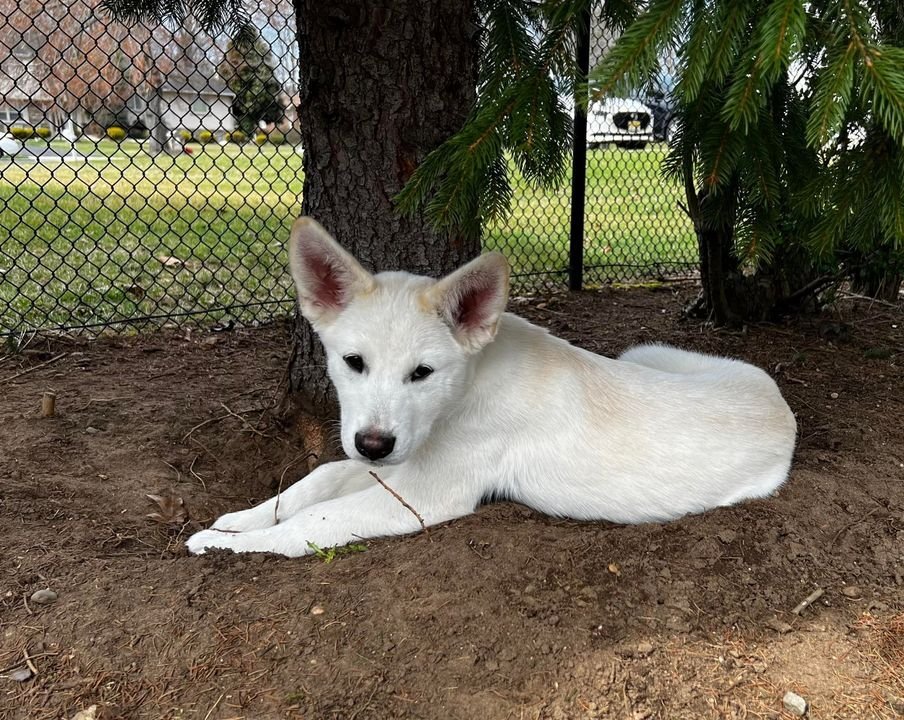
[588, 0, 904, 321]
[218, 27, 283, 135]
[106, 0, 482, 423]
[401, 0, 904, 323]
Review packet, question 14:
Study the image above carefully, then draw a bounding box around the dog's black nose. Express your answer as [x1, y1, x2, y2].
[354, 431, 396, 461]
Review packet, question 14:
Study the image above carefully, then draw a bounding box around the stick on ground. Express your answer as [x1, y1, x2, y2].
[0, 353, 68, 384]
[792, 587, 825, 615]
[41, 391, 56, 417]
[369, 471, 427, 533]
[273, 452, 317, 525]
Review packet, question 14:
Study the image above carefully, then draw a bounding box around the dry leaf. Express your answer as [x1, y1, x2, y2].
[607, 562, 622, 577]
[8, 666, 33, 682]
[157, 255, 184, 268]
[146, 493, 187, 525]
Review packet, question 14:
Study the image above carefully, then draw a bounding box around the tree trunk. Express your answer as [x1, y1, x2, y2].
[143, 84, 177, 155]
[284, 0, 480, 422]
[688, 187, 823, 325]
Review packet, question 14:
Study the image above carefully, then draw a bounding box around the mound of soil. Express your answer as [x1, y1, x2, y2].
[1, 287, 902, 719]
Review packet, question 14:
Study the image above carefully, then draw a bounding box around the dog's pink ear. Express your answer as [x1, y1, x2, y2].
[288, 217, 374, 325]
[428, 252, 510, 352]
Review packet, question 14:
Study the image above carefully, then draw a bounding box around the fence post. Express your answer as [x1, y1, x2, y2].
[568, 6, 591, 291]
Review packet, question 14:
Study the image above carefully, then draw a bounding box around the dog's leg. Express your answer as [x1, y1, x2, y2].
[206, 460, 375, 532]
[187, 475, 475, 557]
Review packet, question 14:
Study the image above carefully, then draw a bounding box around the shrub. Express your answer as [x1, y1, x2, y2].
[106, 126, 127, 142]
[229, 130, 246, 144]
[255, 133, 267, 145]
[35, 126, 52, 139]
[10, 126, 34, 140]
[178, 129, 192, 143]
[198, 130, 214, 144]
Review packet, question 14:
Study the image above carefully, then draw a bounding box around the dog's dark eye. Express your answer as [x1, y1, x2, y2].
[344, 354, 365, 373]
[410, 364, 434, 382]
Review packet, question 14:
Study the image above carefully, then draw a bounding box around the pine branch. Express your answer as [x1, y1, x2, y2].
[806, 41, 856, 147]
[860, 45, 904, 144]
[589, 0, 684, 99]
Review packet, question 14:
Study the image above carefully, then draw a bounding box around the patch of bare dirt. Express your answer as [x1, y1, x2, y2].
[1, 287, 902, 719]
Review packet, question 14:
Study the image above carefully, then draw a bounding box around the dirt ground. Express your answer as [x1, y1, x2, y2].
[1, 286, 902, 720]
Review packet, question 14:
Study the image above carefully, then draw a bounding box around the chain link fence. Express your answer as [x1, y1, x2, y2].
[1, 2, 696, 337]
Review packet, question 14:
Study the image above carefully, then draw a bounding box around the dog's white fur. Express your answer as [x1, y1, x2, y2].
[186, 218, 797, 557]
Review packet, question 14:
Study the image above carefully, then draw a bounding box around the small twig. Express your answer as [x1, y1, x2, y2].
[792, 587, 825, 615]
[203, 692, 224, 720]
[467, 539, 491, 560]
[22, 594, 32, 616]
[22, 648, 38, 677]
[830, 507, 880, 548]
[188, 455, 207, 491]
[274, 452, 317, 525]
[181, 414, 229, 443]
[0, 352, 68, 384]
[160, 459, 182, 484]
[369, 471, 426, 534]
[782, 374, 808, 386]
[835, 290, 902, 309]
[0, 651, 57, 675]
[219, 402, 267, 438]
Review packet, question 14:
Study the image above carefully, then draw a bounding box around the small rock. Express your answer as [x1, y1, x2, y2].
[30, 588, 58, 605]
[830, 392, 839, 400]
[9, 666, 33, 682]
[69, 705, 97, 720]
[85, 426, 99, 434]
[841, 585, 862, 599]
[547, 614, 560, 626]
[310, 605, 325, 616]
[783, 690, 808, 716]
[69, 707, 98, 720]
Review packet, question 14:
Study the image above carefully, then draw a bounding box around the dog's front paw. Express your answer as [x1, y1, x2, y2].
[186, 528, 241, 555]
[211, 507, 275, 533]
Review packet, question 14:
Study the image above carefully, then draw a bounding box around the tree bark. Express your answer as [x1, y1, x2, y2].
[284, 0, 480, 421]
[142, 86, 176, 155]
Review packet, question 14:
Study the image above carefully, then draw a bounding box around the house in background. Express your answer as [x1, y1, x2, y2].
[0, 26, 71, 135]
[1, 1, 238, 142]
[159, 68, 235, 137]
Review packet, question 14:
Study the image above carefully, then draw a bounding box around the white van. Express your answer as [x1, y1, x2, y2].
[587, 97, 654, 149]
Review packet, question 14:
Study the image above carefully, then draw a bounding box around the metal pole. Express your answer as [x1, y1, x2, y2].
[568, 7, 591, 291]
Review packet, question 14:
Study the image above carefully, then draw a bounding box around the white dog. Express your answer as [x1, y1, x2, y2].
[187, 218, 797, 557]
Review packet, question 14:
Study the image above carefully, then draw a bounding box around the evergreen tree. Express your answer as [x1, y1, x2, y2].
[587, 0, 904, 318]
[397, 0, 904, 321]
[218, 28, 283, 136]
[103, 0, 904, 418]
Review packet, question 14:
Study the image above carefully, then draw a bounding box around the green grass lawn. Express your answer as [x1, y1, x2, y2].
[486, 147, 696, 286]
[0, 142, 694, 334]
